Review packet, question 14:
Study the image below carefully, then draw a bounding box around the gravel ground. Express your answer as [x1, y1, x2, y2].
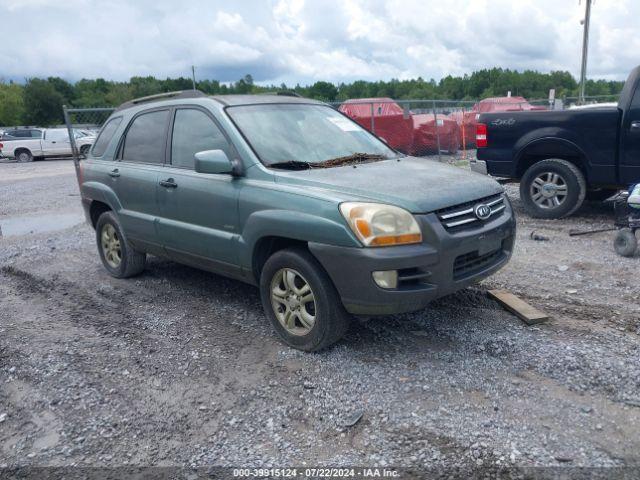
[1, 159, 639, 476]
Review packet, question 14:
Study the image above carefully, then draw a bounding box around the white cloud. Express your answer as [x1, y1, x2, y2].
[0, 0, 636, 84]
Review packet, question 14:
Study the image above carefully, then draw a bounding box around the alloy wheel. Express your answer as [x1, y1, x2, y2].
[530, 172, 568, 209]
[101, 223, 122, 268]
[270, 268, 316, 336]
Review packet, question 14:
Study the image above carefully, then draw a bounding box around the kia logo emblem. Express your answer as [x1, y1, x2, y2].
[474, 204, 492, 220]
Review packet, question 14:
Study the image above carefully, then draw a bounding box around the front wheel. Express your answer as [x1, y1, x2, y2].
[260, 247, 350, 352]
[80, 144, 91, 158]
[520, 159, 586, 219]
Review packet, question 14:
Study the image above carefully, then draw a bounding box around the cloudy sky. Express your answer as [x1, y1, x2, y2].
[0, 0, 637, 85]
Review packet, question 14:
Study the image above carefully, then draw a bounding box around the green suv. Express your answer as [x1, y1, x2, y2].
[79, 91, 515, 351]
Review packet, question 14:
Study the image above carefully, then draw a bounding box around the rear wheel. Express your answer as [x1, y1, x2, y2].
[520, 159, 586, 219]
[95, 211, 146, 278]
[260, 247, 350, 352]
[17, 149, 33, 163]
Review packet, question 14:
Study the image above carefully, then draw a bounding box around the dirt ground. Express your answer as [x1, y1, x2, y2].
[1, 158, 639, 475]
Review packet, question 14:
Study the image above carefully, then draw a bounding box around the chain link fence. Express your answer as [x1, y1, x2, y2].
[330, 94, 620, 163]
[62, 106, 115, 162]
[62, 106, 115, 186]
[60, 94, 619, 169]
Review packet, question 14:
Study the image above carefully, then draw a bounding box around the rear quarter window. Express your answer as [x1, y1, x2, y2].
[121, 110, 170, 164]
[92, 117, 123, 157]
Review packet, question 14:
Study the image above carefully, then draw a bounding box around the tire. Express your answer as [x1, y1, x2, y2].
[95, 211, 146, 278]
[586, 188, 618, 202]
[520, 159, 586, 219]
[80, 144, 91, 158]
[259, 247, 350, 352]
[16, 149, 33, 163]
[614, 228, 638, 257]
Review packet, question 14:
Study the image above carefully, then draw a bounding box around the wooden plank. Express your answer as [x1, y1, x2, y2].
[488, 289, 549, 325]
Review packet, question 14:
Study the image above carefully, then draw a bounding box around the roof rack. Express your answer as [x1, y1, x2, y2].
[115, 90, 206, 111]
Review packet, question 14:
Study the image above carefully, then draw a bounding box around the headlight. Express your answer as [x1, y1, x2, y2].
[339, 202, 422, 247]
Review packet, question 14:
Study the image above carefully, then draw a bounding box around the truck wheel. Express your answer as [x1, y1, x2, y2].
[586, 188, 618, 202]
[80, 144, 91, 158]
[614, 228, 638, 257]
[95, 211, 146, 278]
[520, 159, 586, 219]
[260, 247, 350, 352]
[17, 149, 33, 163]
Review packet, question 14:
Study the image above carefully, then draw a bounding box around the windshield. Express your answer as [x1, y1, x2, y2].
[227, 104, 398, 166]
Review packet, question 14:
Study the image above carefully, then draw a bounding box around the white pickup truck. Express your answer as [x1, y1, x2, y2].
[0, 128, 95, 162]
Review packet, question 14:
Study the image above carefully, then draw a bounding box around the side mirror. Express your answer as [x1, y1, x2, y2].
[194, 150, 235, 175]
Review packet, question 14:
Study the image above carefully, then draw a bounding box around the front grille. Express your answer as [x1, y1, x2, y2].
[453, 246, 505, 280]
[437, 193, 505, 231]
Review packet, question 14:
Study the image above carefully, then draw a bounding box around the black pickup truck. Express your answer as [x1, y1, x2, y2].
[472, 65, 640, 218]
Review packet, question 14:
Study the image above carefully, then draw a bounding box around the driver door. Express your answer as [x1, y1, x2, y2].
[156, 107, 242, 276]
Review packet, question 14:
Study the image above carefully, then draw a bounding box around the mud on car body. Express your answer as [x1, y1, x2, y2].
[79, 90, 515, 351]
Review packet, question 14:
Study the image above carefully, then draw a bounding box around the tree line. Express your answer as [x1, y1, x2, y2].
[0, 69, 624, 127]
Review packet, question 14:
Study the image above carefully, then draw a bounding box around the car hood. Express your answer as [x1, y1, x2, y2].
[273, 156, 503, 213]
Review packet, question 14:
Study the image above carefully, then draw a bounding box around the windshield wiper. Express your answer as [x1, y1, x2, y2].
[268, 160, 312, 170]
[268, 153, 388, 170]
[316, 152, 387, 168]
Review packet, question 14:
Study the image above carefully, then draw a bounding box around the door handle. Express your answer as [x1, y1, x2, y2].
[108, 169, 120, 178]
[631, 121, 640, 130]
[159, 178, 178, 188]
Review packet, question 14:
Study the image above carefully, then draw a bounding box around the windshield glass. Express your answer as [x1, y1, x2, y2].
[227, 104, 398, 166]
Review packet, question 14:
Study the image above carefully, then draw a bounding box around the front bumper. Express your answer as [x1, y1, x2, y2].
[309, 202, 515, 315]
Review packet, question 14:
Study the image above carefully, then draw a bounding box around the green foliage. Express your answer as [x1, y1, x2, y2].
[0, 82, 25, 126]
[0, 69, 626, 127]
[22, 78, 65, 126]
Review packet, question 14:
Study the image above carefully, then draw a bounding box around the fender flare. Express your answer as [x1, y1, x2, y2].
[13, 147, 33, 159]
[514, 133, 589, 177]
[237, 209, 359, 270]
[82, 181, 123, 214]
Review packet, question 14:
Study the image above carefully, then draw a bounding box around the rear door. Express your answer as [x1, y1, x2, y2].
[41, 129, 70, 156]
[114, 108, 171, 249]
[620, 87, 640, 184]
[156, 107, 241, 275]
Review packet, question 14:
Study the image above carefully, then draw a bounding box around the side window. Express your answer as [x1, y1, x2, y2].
[46, 129, 68, 141]
[630, 88, 640, 111]
[31, 130, 42, 138]
[171, 109, 231, 169]
[92, 117, 122, 157]
[122, 110, 170, 164]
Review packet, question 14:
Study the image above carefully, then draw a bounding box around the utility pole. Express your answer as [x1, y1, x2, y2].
[191, 65, 197, 90]
[579, 0, 592, 104]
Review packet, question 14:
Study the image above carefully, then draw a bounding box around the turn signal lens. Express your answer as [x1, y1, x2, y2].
[339, 202, 422, 247]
